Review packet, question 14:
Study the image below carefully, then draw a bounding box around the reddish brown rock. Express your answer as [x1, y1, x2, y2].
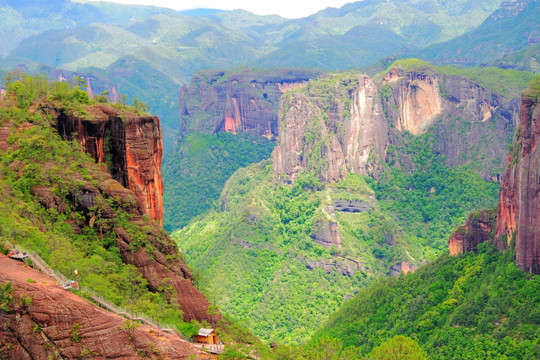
[28, 165, 212, 322]
[0, 254, 202, 360]
[448, 209, 496, 255]
[275, 68, 518, 183]
[179, 68, 321, 138]
[381, 67, 517, 179]
[53, 104, 164, 225]
[0, 126, 10, 151]
[494, 89, 540, 273]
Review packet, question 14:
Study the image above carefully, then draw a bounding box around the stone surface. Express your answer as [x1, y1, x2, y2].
[53, 104, 164, 225]
[29, 167, 212, 322]
[494, 91, 540, 273]
[383, 69, 442, 135]
[274, 68, 518, 182]
[273, 75, 388, 182]
[179, 68, 321, 138]
[0, 254, 203, 360]
[448, 210, 496, 255]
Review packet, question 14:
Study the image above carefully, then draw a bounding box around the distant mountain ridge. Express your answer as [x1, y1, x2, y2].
[2, 0, 526, 146]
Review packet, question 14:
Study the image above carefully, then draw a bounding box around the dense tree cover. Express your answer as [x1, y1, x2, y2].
[162, 132, 275, 231]
[373, 130, 500, 251]
[173, 130, 499, 343]
[175, 162, 368, 344]
[312, 245, 539, 360]
[0, 73, 199, 336]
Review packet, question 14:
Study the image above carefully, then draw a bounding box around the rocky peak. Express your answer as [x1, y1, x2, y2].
[273, 74, 388, 183]
[448, 78, 540, 274]
[273, 66, 518, 183]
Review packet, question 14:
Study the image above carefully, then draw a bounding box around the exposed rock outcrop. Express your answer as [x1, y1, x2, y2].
[274, 67, 518, 182]
[388, 261, 418, 276]
[273, 75, 388, 182]
[494, 86, 540, 273]
[448, 210, 496, 255]
[53, 104, 164, 226]
[383, 68, 442, 135]
[179, 68, 321, 138]
[28, 167, 212, 322]
[447, 79, 540, 274]
[382, 67, 517, 178]
[0, 105, 213, 323]
[0, 254, 202, 359]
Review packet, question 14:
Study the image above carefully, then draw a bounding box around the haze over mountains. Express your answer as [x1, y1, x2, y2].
[2, 0, 538, 149]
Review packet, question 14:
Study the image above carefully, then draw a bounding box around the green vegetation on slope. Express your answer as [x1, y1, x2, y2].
[375, 130, 500, 251]
[175, 162, 368, 344]
[162, 132, 275, 232]
[311, 245, 539, 359]
[419, 0, 540, 66]
[0, 74, 199, 336]
[173, 131, 499, 343]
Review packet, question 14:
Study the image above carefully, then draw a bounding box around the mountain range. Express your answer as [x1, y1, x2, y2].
[0, 0, 539, 359]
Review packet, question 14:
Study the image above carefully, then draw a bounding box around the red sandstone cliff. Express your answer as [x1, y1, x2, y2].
[448, 210, 496, 256]
[0, 104, 214, 323]
[447, 79, 540, 274]
[0, 254, 203, 359]
[179, 68, 322, 138]
[494, 85, 540, 273]
[52, 104, 164, 226]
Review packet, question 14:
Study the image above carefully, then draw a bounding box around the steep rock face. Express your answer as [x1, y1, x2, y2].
[53, 104, 164, 225]
[29, 167, 212, 322]
[448, 210, 496, 255]
[0, 110, 213, 323]
[494, 90, 540, 273]
[0, 255, 202, 359]
[382, 67, 517, 178]
[180, 68, 321, 138]
[383, 69, 442, 135]
[274, 67, 517, 183]
[273, 75, 388, 182]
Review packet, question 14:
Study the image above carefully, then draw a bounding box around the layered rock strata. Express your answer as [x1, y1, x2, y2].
[0, 107, 213, 322]
[29, 162, 212, 322]
[0, 254, 202, 359]
[53, 104, 164, 225]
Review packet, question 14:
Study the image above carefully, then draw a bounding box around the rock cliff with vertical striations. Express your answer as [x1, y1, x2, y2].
[273, 64, 518, 183]
[0, 102, 214, 323]
[448, 77, 540, 274]
[53, 104, 164, 225]
[179, 68, 322, 138]
[273, 74, 388, 182]
[494, 79, 540, 273]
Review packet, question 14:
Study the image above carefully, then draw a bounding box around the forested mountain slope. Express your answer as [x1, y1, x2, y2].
[0, 74, 213, 338]
[171, 62, 531, 343]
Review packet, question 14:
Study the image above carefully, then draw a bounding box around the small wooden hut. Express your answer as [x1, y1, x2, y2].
[197, 328, 216, 344]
